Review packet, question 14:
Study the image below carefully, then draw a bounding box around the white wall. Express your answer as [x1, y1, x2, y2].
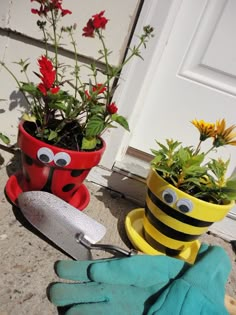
[0, 0, 140, 144]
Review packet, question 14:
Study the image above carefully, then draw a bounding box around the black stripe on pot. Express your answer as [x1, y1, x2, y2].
[144, 229, 183, 256]
[24, 170, 31, 183]
[145, 205, 201, 242]
[147, 188, 213, 227]
[42, 167, 54, 193]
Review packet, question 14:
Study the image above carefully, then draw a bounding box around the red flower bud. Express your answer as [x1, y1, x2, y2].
[107, 102, 118, 114]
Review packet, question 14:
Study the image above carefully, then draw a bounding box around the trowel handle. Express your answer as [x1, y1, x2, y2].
[75, 233, 138, 257]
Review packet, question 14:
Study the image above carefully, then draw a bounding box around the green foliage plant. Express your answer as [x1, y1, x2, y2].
[151, 119, 236, 204]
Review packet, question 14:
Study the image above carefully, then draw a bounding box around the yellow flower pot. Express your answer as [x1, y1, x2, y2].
[125, 168, 235, 263]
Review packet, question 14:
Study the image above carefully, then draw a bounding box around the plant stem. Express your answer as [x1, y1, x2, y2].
[0, 62, 31, 107]
[97, 30, 110, 105]
[42, 27, 49, 58]
[51, 10, 58, 83]
[69, 30, 81, 100]
[205, 145, 215, 156]
[194, 141, 202, 155]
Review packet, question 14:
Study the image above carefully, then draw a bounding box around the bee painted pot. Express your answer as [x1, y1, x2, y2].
[5, 121, 106, 210]
[142, 168, 234, 256]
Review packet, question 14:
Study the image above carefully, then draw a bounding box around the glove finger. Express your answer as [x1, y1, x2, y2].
[54, 258, 114, 281]
[66, 303, 115, 315]
[55, 260, 92, 281]
[48, 282, 107, 306]
[182, 245, 231, 301]
[89, 255, 186, 287]
[183, 245, 231, 280]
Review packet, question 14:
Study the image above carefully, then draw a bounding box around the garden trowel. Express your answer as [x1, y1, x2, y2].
[18, 191, 136, 260]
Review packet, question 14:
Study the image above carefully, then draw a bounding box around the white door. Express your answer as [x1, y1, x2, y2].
[129, 0, 236, 176]
[91, 0, 236, 239]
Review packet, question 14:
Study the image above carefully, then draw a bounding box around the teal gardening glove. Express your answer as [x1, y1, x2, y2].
[48, 245, 231, 315]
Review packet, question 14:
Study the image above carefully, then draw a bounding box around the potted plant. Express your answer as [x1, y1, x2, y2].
[125, 119, 236, 263]
[1, 1, 153, 209]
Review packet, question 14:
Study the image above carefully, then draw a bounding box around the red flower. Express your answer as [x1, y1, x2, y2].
[85, 84, 107, 99]
[93, 84, 107, 94]
[31, 0, 72, 17]
[83, 10, 108, 37]
[50, 86, 60, 94]
[92, 11, 108, 29]
[107, 102, 118, 114]
[61, 8, 72, 16]
[38, 83, 47, 95]
[82, 19, 95, 37]
[38, 56, 56, 88]
[37, 56, 60, 96]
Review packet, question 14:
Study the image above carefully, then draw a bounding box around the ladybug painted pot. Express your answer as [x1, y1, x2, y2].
[5, 121, 106, 209]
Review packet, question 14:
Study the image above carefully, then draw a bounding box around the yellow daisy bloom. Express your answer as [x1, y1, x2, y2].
[214, 119, 236, 147]
[191, 119, 215, 141]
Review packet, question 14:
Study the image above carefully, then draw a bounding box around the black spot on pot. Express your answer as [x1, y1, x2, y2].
[24, 154, 33, 165]
[71, 169, 84, 177]
[62, 183, 75, 192]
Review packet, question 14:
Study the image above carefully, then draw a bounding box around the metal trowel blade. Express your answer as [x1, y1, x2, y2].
[18, 191, 107, 260]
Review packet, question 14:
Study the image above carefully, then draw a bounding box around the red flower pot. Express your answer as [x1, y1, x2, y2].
[5, 121, 106, 210]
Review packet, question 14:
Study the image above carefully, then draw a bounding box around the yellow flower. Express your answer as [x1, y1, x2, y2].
[191, 119, 215, 141]
[214, 119, 236, 147]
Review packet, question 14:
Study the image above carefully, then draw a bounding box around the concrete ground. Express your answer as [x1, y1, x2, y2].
[0, 151, 236, 315]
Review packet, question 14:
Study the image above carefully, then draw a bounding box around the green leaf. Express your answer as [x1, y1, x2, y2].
[151, 154, 163, 165]
[48, 130, 58, 141]
[208, 158, 229, 179]
[0, 133, 10, 144]
[86, 116, 105, 137]
[49, 101, 67, 111]
[81, 137, 97, 150]
[111, 114, 129, 131]
[155, 141, 169, 152]
[20, 82, 39, 96]
[223, 177, 236, 199]
[22, 113, 36, 122]
[90, 105, 104, 114]
[177, 147, 190, 162]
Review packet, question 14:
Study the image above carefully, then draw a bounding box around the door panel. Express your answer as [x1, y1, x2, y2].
[179, 0, 236, 96]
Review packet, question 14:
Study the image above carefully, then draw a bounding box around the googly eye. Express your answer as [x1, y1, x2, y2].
[176, 199, 193, 213]
[162, 189, 177, 204]
[37, 147, 54, 163]
[54, 152, 71, 167]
